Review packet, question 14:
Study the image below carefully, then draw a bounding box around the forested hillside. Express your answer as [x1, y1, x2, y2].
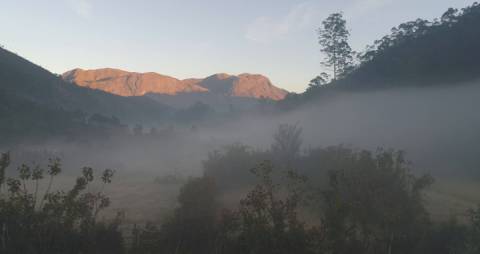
[349, 3, 480, 87]
[0, 47, 173, 142]
[284, 3, 480, 106]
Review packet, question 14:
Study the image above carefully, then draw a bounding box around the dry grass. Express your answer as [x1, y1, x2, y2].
[45, 172, 480, 226]
[425, 177, 480, 222]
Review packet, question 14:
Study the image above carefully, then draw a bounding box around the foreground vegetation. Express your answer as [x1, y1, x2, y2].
[0, 153, 123, 254]
[1, 124, 479, 254]
[130, 125, 480, 254]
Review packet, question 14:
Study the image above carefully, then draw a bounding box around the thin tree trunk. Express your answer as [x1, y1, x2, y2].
[33, 179, 39, 210]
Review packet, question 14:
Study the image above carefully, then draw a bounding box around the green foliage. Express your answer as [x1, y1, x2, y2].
[132, 161, 316, 254]
[319, 149, 434, 254]
[353, 3, 480, 85]
[203, 143, 270, 191]
[129, 140, 480, 254]
[0, 153, 123, 254]
[131, 177, 219, 254]
[308, 73, 330, 88]
[164, 177, 219, 254]
[225, 161, 315, 254]
[203, 124, 303, 191]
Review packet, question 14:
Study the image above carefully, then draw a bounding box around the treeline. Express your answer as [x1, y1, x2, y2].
[1, 125, 480, 253]
[0, 93, 129, 144]
[0, 91, 253, 145]
[348, 2, 480, 87]
[0, 97, 213, 145]
[283, 2, 480, 107]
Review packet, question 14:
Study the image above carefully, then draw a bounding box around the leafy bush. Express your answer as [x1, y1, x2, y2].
[0, 152, 124, 254]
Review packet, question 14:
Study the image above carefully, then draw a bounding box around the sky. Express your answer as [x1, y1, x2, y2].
[0, 0, 476, 92]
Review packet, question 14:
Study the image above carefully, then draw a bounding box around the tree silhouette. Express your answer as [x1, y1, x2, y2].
[0, 153, 123, 254]
[318, 13, 354, 80]
[308, 72, 330, 88]
[271, 124, 303, 167]
[320, 149, 434, 254]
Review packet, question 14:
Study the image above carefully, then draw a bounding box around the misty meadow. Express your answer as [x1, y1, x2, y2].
[1, 1, 480, 254]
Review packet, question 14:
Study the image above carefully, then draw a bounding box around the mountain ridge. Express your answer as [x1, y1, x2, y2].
[62, 68, 288, 100]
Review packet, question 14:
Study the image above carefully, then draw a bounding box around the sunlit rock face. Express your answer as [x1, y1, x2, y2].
[62, 68, 288, 100]
[62, 68, 207, 96]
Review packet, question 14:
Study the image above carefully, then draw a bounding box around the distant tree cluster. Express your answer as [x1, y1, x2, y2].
[0, 90, 130, 145]
[174, 101, 214, 123]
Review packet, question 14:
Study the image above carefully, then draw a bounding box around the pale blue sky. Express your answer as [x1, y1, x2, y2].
[0, 0, 475, 92]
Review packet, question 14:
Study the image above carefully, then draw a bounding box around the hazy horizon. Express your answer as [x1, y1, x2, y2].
[1, 0, 475, 92]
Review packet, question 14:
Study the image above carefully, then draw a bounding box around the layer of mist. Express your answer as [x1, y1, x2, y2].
[2, 81, 480, 222]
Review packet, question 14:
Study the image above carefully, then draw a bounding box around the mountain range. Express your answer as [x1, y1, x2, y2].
[0, 46, 289, 142]
[4, 3, 480, 144]
[62, 68, 288, 100]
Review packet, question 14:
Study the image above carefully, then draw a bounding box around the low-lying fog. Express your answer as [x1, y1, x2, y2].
[3, 80, 480, 222]
[209, 81, 480, 177]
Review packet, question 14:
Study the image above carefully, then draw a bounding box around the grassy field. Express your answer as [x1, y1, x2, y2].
[97, 174, 480, 225]
[425, 177, 480, 222]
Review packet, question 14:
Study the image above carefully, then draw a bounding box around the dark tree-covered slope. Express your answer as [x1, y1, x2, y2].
[0, 47, 172, 142]
[0, 47, 172, 122]
[345, 2, 480, 88]
[287, 3, 480, 106]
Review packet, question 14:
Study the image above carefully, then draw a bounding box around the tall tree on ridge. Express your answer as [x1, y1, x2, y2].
[318, 12, 354, 80]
